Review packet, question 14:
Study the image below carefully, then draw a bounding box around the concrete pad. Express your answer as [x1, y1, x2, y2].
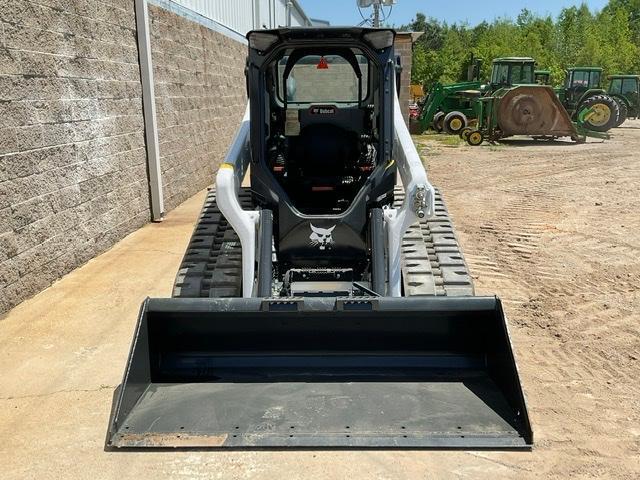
[0, 188, 520, 480]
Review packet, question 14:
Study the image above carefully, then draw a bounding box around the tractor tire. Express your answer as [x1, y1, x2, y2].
[443, 111, 467, 135]
[579, 94, 620, 132]
[459, 127, 473, 141]
[466, 130, 484, 146]
[613, 99, 628, 128]
[433, 112, 445, 133]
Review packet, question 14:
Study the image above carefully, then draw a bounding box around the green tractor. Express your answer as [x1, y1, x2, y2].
[555, 67, 620, 132]
[418, 57, 536, 135]
[463, 84, 609, 146]
[418, 81, 482, 134]
[607, 74, 640, 125]
[417, 56, 484, 134]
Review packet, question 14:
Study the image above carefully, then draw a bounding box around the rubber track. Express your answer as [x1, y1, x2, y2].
[174, 186, 473, 298]
[394, 185, 474, 296]
[172, 187, 252, 298]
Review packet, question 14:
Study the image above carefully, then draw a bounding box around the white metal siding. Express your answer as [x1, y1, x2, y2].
[170, 0, 254, 34]
[290, 7, 306, 27]
[171, 0, 311, 35]
[257, 0, 271, 28]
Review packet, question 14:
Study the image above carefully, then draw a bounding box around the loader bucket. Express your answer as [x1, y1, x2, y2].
[496, 85, 577, 138]
[107, 296, 532, 449]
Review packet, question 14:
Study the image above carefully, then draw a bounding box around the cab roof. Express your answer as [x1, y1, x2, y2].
[492, 57, 535, 63]
[608, 74, 640, 79]
[246, 27, 396, 53]
[568, 66, 603, 71]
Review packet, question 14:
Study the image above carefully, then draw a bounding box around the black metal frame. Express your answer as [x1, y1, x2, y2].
[245, 28, 397, 275]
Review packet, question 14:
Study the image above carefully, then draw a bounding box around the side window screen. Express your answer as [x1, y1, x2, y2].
[622, 79, 638, 95]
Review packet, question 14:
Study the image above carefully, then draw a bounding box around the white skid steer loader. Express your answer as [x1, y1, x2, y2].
[107, 28, 532, 449]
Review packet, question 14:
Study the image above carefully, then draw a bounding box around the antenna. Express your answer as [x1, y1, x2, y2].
[357, 0, 395, 28]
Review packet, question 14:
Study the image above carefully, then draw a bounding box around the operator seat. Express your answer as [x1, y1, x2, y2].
[289, 123, 359, 177]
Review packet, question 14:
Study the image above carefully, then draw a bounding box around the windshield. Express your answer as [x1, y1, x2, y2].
[570, 70, 601, 89]
[570, 70, 589, 88]
[277, 53, 369, 104]
[511, 64, 534, 84]
[491, 63, 534, 85]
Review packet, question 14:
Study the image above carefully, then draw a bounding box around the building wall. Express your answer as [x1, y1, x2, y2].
[394, 33, 414, 125]
[149, 5, 246, 211]
[0, 0, 149, 314]
[0, 1, 248, 314]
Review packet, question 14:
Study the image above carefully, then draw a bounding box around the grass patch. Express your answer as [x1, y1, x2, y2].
[412, 132, 463, 147]
[433, 135, 463, 147]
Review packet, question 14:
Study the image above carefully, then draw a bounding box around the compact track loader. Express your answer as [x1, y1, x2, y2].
[107, 28, 532, 449]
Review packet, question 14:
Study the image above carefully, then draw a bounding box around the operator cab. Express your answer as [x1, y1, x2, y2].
[490, 57, 535, 88]
[565, 67, 602, 96]
[264, 48, 377, 214]
[246, 28, 397, 276]
[608, 75, 639, 97]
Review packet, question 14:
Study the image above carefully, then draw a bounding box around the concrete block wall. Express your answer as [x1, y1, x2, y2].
[149, 5, 246, 211]
[0, 0, 149, 314]
[0, 1, 247, 314]
[394, 33, 414, 124]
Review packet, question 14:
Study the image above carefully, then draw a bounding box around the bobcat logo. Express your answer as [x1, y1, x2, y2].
[309, 224, 335, 251]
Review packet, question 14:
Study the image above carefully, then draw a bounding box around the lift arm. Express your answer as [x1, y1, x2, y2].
[215, 103, 259, 298]
[384, 90, 435, 296]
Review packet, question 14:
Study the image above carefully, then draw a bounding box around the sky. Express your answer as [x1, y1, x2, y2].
[298, 0, 610, 27]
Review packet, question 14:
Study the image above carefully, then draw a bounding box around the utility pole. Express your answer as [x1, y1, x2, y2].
[372, 1, 380, 27]
[358, 0, 394, 28]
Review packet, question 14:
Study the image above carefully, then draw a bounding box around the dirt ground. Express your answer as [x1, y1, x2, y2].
[417, 120, 640, 478]
[1, 121, 639, 479]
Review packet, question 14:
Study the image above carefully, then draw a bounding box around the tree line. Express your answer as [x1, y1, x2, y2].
[398, 0, 640, 88]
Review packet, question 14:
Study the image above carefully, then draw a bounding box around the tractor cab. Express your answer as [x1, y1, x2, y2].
[557, 67, 619, 131]
[490, 57, 535, 88]
[564, 67, 603, 102]
[608, 75, 640, 118]
[534, 70, 550, 85]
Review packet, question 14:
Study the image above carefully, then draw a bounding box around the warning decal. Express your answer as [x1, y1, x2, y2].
[317, 56, 329, 69]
